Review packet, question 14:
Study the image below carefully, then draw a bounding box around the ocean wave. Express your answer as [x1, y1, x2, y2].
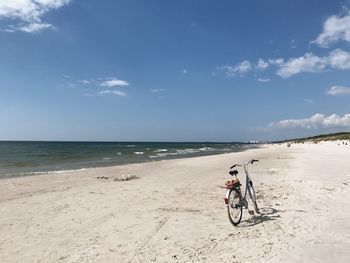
[154, 149, 168, 153]
[175, 148, 200, 155]
[1, 168, 88, 178]
[152, 148, 203, 157]
[198, 147, 214, 151]
[51, 168, 88, 174]
[134, 152, 144, 155]
[218, 148, 232, 152]
[155, 153, 171, 157]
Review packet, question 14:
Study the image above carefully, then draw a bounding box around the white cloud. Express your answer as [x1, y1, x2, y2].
[17, 22, 52, 32]
[257, 78, 271, 82]
[78, 79, 91, 85]
[61, 75, 129, 97]
[219, 60, 252, 77]
[234, 60, 252, 74]
[313, 11, 350, 47]
[268, 113, 350, 129]
[98, 78, 129, 96]
[218, 49, 350, 79]
[326, 85, 350, 96]
[150, 89, 165, 93]
[268, 58, 284, 65]
[257, 59, 269, 70]
[0, 0, 70, 33]
[328, 49, 350, 70]
[100, 78, 130, 87]
[290, 39, 297, 49]
[275, 49, 350, 78]
[304, 98, 314, 104]
[276, 52, 327, 78]
[99, 90, 126, 96]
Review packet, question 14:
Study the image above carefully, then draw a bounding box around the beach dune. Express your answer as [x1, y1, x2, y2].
[1, 142, 350, 262]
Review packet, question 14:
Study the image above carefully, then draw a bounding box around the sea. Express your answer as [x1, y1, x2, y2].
[0, 141, 255, 178]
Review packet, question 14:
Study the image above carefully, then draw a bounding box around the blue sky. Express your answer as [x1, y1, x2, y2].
[1, 0, 350, 141]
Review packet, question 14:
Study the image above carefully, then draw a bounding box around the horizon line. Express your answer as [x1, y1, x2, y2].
[0, 140, 265, 144]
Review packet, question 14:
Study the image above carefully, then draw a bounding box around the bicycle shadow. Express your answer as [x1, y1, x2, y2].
[237, 207, 281, 227]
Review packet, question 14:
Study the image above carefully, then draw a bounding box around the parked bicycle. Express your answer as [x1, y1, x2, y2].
[224, 159, 260, 226]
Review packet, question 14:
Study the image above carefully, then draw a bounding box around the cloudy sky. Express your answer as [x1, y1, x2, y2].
[1, 0, 350, 141]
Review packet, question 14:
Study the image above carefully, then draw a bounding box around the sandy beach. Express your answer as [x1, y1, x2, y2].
[1, 142, 350, 262]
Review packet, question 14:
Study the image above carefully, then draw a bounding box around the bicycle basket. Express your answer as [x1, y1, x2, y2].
[225, 179, 241, 189]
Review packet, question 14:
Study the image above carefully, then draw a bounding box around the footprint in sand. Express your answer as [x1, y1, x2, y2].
[267, 168, 279, 175]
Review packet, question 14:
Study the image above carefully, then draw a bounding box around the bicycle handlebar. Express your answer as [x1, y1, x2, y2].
[230, 159, 259, 169]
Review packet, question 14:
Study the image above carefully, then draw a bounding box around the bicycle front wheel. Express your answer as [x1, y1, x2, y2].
[248, 181, 260, 214]
[227, 188, 243, 226]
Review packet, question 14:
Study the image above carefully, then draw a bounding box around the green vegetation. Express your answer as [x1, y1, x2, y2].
[283, 132, 350, 143]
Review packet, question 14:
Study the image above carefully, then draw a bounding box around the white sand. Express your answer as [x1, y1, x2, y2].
[1, 142, 350, 262]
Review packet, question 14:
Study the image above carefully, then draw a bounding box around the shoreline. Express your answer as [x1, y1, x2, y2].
[1, 142, 350, 262]
[0, 144, 259, 180]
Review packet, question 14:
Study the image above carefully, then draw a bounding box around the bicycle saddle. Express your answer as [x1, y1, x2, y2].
[229, 170, 238, 176]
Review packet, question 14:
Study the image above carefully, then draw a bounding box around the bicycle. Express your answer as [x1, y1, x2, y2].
[224, 159, 260, 226]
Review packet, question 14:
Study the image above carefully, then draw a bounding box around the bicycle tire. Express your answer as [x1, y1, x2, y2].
[248, 181, 260, 214]
[227, 188, 243, 226]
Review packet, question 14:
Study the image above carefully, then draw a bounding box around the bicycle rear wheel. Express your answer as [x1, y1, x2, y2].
[248, 181, 260, 214]
[227, 188, 243, 226]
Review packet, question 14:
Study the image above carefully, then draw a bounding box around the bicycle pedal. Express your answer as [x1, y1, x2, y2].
[248, 210, 255, 215]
